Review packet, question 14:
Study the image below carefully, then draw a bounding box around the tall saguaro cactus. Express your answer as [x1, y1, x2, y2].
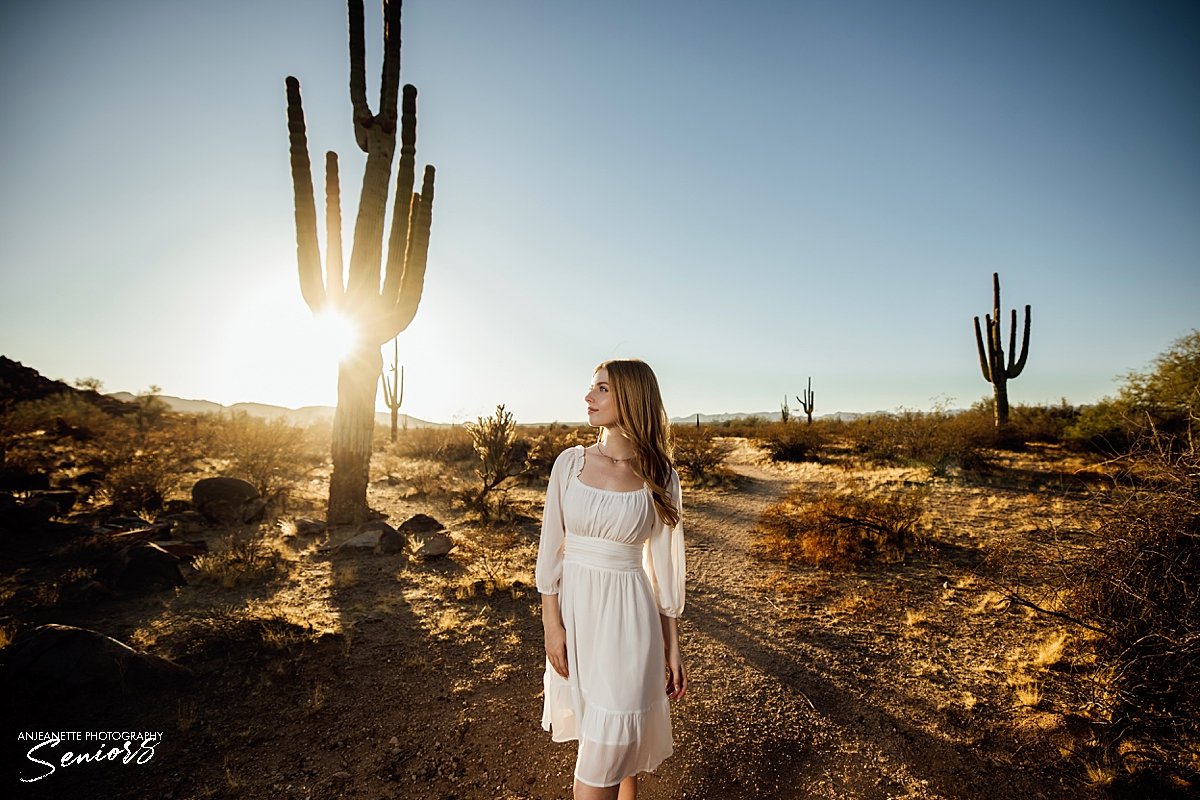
[973, 272, 1030, 428]
[285, 0, 436, 524]
[796, 377, 815, 425]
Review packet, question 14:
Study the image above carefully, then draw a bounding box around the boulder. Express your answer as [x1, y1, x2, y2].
[408, 531, 454, 559]
[332, 520, 405, 554]
[191, 477, 264, 526]
[397, 513, 454, 559]
[163, 510, 209, 536]
[3, 624, 191, 693]
[25, 489, 78, 516]
[291, 517, 326, 537]
[398, 513, 445, 535]
[94, 542, 186, 592]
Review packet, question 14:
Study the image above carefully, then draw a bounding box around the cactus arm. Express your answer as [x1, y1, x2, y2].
[286, 76, 327, 313]
[1009, 305, 1032, 378]
[380, 368, 393, 406]
[348, 0, 371, 152]
[973, 316, 992, 382]
[1006, 307, 1018, 374]
[378, 0, 402, 128]
[325, 152, 344, 301]
[383, 164, 435, 340]
[381, 85, 419, 305]
[398, 364, 404, 407]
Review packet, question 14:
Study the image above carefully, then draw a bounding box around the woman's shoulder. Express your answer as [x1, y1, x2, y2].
[553, 444, 585, 469]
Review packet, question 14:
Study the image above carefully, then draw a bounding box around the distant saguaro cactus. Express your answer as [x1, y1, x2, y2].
[781, 395, 791, 424]
[973, 272, 1030, 428]
[285, 0, 436, 523]
[797, 377, 814, 425]
[381, 337, 404, 443]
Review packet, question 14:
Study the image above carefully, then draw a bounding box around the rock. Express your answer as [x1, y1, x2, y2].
[110, 523, 174, 544]
[398, 513, 445, 534]
[380, 527, 405, 554]
[293, 517, 325, 537]
[25, 489, 78, 515]
[3, 624, 191, 693]
[94, 542, 186, 592]
[337, 531, 383, 551]
[163, 510, 209, 536]
[59, 578, 115, 605]
[156, 541, 208, 560]
[191, 477, 264, 526]
[409, 529, 454, 559]
[398, 514, 453, 559]
[0, 467, 49, 492]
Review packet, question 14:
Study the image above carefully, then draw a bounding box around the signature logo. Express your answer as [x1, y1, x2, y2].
[17, 732, 161, 783]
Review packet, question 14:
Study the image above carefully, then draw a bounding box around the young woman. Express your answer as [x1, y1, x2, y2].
[536, 358, 688, 800]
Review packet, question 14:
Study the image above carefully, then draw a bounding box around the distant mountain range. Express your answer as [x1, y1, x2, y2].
[1, 355, 876, 428]
[104, 392, 872, 428]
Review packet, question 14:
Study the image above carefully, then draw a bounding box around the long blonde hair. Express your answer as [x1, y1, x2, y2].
[596, 359, 679, 528]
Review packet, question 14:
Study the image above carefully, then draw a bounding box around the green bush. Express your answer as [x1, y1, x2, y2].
[843, 406, 993, 473]
[1066, 330, 1200, 453]
[464, 404, 525, 510]
[757, 420, 826, 463]
[521, 423, 592, 482]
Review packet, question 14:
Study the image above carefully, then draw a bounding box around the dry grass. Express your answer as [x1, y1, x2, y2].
[754, 481, 929, 569]
[1032, 630, 1069, 669]
[1014, 679, 1043, 709]
[193, 533, 282, 588]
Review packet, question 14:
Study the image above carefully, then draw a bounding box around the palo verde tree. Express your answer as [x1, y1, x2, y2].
[285, 0, 436, 523]
[973, 272, 1030, 428]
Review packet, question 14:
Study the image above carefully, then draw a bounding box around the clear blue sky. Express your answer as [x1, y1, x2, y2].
[2, 1, 1197, 424]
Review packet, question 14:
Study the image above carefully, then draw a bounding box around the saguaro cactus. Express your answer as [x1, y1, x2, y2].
[797, 377, 814, 425]
[285, 0, 436, 523]
[381, 338, 405, 443]
[973, 272, 1030, 428]
[780, 395, 791, 424]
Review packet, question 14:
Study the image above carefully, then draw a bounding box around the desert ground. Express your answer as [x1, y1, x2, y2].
[3, 422, 1143, 800]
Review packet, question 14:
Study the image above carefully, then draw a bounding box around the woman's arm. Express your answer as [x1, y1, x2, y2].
[543, 593, 569, 678]
[661, 614, 687, 700]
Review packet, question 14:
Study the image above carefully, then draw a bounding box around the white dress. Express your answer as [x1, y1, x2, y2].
[536, 445, 687, 788]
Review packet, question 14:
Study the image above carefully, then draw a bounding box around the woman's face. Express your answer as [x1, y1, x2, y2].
[584, 369, 617, 428]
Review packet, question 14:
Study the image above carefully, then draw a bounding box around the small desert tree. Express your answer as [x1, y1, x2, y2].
[464, 404, 524, 509]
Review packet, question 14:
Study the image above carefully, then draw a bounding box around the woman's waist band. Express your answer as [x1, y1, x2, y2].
[563, 532, 642, 570]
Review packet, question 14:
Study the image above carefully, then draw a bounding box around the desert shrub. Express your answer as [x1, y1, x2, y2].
[217, 413, 321, 506]
[754, 482, 929, 569]
[393, 425, 475, 463]
[671, 425, 735, 486]
[521, 423, 593, 482]
[193, 533, 282, 588]
[4, 392, 114, 441]
[757, 420, 827, 463]
[464, 404, 526, 510]
[97, 430, 186, 512]
[711, 415, 772, 436]
[844, 406, 993, 473]
[1063, 428, 1199, 787]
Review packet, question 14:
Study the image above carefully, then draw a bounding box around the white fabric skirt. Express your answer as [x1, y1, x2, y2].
[542, 533, 673, 788]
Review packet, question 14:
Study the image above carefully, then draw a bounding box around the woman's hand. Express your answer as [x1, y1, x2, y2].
[544, 621, 569, 679]
[661, 615, 687, 700]
[665, 641, 687, 700]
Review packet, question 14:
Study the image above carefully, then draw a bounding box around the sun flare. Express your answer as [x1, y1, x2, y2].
[312, 309, 360, 362]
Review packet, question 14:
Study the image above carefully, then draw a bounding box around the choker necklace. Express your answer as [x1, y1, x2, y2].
[597, 441, 635, 464]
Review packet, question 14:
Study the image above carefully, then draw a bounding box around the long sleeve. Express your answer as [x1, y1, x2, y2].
[535, 447, 575, 595]
[643, 469, 686, 618]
